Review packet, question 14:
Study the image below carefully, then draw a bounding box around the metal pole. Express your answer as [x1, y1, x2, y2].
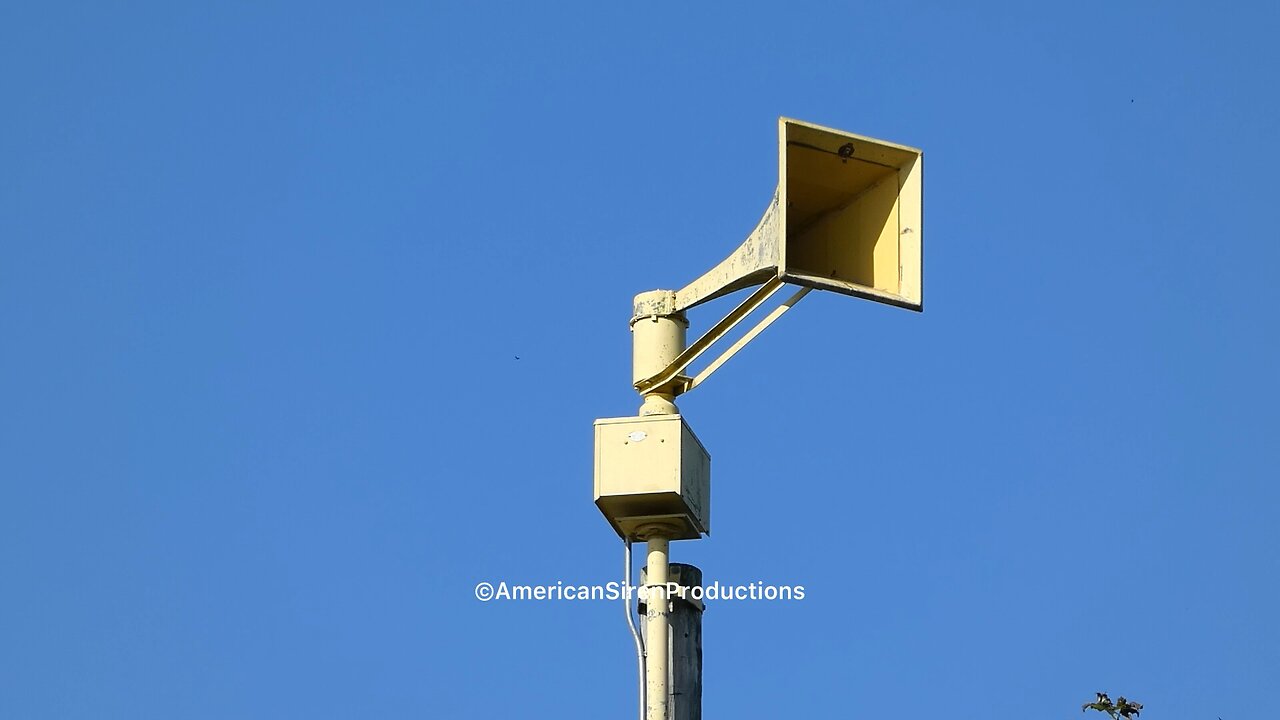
[645, 535, 671, 720]
[630, 290, 688, 720]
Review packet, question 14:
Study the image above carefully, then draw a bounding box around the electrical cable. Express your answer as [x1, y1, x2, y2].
[624, 538, 646, 720]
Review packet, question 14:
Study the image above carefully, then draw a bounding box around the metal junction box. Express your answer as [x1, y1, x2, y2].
[593, 414, 710, 541]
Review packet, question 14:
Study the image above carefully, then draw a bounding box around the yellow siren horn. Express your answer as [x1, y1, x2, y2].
[674, 117, 923, 312]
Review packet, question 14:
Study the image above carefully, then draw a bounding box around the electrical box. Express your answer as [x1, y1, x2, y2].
[594, 414, 710, 540]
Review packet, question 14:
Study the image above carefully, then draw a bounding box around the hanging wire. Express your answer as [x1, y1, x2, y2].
[624, 538, 646, 720]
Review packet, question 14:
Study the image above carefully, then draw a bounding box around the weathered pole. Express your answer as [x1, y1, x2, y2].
[641, 563, 703, 720]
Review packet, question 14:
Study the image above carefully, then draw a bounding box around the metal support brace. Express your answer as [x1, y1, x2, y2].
[633, 277, 811, 397]
[684, 285, 810, 392]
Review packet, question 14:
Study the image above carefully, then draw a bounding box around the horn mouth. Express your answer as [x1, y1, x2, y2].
[780, 117, 922, 311]
[671, 118, 922, 314]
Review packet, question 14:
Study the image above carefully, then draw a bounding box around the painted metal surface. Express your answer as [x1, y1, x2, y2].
[628, 117, 924, 409]
[600, 116, 923, 720]
[634, 278, 786, 396]
[664, 117, 922, 315]
[644, 538, 670, 720]
[593, 414, 711, 541]
[683, 284, 810, 393]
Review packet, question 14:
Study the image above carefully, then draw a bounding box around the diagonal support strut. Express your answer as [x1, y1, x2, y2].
[634, 278, 811, 397]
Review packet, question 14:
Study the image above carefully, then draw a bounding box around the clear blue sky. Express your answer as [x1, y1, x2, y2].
[3, 2, 1278, 718]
